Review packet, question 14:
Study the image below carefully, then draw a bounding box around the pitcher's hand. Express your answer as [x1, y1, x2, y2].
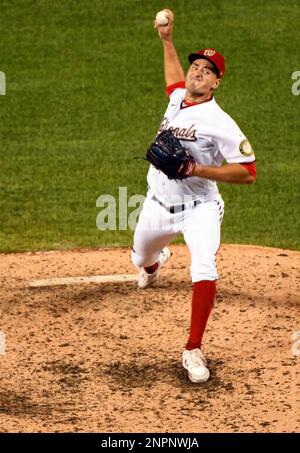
[154, 9, 174, 42]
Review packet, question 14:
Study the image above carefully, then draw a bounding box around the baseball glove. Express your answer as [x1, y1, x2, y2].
[146, 129, 196, 179]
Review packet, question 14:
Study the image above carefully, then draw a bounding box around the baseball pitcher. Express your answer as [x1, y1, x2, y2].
[131, 9, 256, 383]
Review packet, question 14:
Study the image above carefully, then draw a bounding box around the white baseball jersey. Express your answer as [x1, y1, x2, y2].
[147, 86, 255, 204]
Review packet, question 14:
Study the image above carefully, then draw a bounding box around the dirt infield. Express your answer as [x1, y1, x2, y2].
[0, 244, 299, 433]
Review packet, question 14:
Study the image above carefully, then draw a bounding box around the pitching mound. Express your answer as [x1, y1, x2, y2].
[0, 244, 299, 432]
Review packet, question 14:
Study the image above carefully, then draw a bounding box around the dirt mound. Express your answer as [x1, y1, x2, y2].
[0, 244, 299, 432]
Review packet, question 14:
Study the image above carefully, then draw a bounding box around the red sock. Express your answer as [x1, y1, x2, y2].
[186, 280, 216, 350]
[144, 262, 159, 274]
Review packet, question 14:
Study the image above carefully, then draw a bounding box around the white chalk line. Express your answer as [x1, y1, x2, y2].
[29, 274, 137, 288]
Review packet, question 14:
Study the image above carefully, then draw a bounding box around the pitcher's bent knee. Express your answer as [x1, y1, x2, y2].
[131, 249, 160, 269]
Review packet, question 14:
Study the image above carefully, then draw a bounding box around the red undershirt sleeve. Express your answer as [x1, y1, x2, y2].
[240, 162, 256, 179]
[166, 81, 186, 97]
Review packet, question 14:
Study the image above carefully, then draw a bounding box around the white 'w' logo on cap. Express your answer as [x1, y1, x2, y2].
[203, 49, 215, 56]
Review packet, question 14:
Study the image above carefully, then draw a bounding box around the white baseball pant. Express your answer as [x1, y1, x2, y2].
[131, 194, 224, 282]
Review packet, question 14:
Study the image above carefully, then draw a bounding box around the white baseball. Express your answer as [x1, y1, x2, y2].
[156, 11, 169, 26]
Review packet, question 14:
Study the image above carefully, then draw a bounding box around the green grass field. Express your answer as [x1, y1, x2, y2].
[0, 0, 299, 252]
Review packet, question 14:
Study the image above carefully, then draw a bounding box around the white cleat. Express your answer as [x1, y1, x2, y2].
[138, 247, 171, 289]
[182, 348, 210, 383]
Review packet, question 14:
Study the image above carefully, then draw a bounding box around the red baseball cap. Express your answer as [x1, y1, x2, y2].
[188, 48, 225, 78]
